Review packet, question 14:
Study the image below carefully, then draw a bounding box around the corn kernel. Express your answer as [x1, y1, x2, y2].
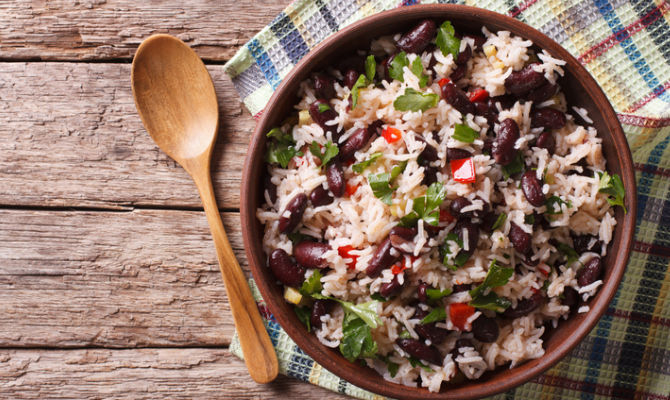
[298, 109, 312, 126]
[545, 173, 555, 185]
[492, 59, 505, 69]
[484, 45, 497, 57]
[283, 286, 303, 305]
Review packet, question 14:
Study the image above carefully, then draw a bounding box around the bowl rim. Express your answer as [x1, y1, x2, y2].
[241, 4, 637, 399]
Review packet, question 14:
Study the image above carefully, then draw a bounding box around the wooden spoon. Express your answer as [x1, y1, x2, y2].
[131, 34, 278, 384]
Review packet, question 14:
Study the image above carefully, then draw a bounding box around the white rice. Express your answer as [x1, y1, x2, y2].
[258, 25, 617, 392]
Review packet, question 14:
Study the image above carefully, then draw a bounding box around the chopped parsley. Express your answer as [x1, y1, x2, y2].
[468, 260, 514, 312]
[501, 152, 525, 179]
[365, 54, 376, 82]
[410, 57, 429, 88]
[425, 287, 453, 301]
[400, 182, 447, 227]
[491, 213, 507, 232]
[294, 306, 312, 332]
[265, 127, 303, 168]
[300, 270, 323, 296]
[598, 171, 626, 213]
[436, 21, 461, 59]
[368, 172, 395, 205]
[393, 88, 440, 112]
[350, 74, 368, 109]
[352, 152, 383, 174]
[420, 307, 447, 324]
[389, 51, 409, 82]
[545, 195, 572, 215]
[452, 123, 479, 143]
[309, 140, 339, 169]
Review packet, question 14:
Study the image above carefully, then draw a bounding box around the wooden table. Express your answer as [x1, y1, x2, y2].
[0, 1, 349, 398]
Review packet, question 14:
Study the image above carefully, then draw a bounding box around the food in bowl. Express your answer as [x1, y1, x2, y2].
[256, 19, 626, 391]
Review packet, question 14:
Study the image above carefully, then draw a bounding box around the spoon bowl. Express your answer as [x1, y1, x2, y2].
[132, 34, 279, 384]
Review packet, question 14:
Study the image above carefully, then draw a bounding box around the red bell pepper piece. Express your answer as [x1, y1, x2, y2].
[450, 302, 475, 331]
[450, 157, 476, 183]
[468, 88, 489, 102]
[438, 78, 451, 87]
[382, 127, 402, 143]
[338, 245, 359, 270]
[345, 182, 360, 196]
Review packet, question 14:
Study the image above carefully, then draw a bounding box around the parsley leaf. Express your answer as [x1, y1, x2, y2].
[389, 51, 409, 82]
[491, 213, 507, 232]
[393, 88, 440, 112]
[502, 152, 525, 179]
[287, 232, 311, 246]
[598, 171, 626, 213]
[294, 306, 312, 332]
[554, 241, 579, 265]
[313, 294, 383, 329]
[350, 74, 368, 109]
[309, 141, 339, 168]
[399, 182, 446, 227]
[410, 57, 429, 88]
[266, 127, 293, 143]
[468, 260, 514, 312]
[390, 161, 408, 181]
[266, 143, 302, 168]
[300, 270, 322, 296]
[545, 196, 572, 215]
[387, 361, 399, 378]
[425, 288, 453, 301]
[398, 330, 412, 339]
[524, 214, 535, 225]
[452, 123, 479, 143]
[420, 307, 447, 324]
[436, 21, 461, 59]
[365, 55, 376, 82]
[352, 152, 383, 174]
[368, 172, 395, 205]
[409, 357, 434, 371]
[339, 311, 378, 361]
[317, 102, 331, 113]
[370, 293, 386, 302]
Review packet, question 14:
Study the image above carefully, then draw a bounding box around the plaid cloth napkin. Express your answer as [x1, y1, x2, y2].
[224, 0, 670, 398]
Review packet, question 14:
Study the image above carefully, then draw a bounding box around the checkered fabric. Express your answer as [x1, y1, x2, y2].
[225, 1, 670, 398]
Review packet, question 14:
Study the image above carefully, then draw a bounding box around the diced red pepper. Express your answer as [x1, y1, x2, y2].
[391, 263, 407, 275]
[338, 245, 359, 270]
[382, 127, 402, 143]
[438, 78, 451, 87]
[450, 157, 476, 183]
[345, 182, 360, 196]
[468, 89, 489, 102]
[439, 209, 455, 223]
[449, 302, 475, 331]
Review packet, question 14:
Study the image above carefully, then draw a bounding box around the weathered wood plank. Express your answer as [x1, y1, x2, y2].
[0, 208, 257, 348]
[0, 0, 289, 62]
[0, 62, 255, 209]
[0, 348, 350, 399]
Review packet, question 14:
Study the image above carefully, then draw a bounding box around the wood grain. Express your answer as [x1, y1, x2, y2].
[0, 0, 288, 62]
[0, 348, 350, 399]
[0, 208, 246, 348]
[0, 62, 252, 209]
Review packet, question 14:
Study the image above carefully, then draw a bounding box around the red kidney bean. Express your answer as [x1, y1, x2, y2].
[264, 174, 277, 204]
[415, 135, 439, 163]
[561, 286, 579, 312]
[470, 35, 487, 50]
[380, 275, 405, 299]
[503, 291, 544, 318]
[491, 94, 516, 110]
[455, 45, 472, 65]
[504, 65, 547, 97]
[269, 249, 305, 287]
[452, 283, 472, 293]
[396, 19, 437, 54]
[396, 338, 443, 366]
[577, 257, 603, 286]
[473, 98, 499, 127]
[509, 222, 531, 254]
[365, 237, 400, 277]
[457, 221, 480, 251]
[294, 241, 330, 269]
[472, 315, 499, 343]
[571, 234, 602, 255]
[337, 55, 366, 74]
[413, 308, 450, 345]
[521, 171, 546, 207]
[526, 81, 558, 103]
[368, 119, 385, 137]
[311, 299, 336, 330]
[382, 54, 394, 81]
[450, 337, 475, 360]
[447, 147, 472, 161]
[422, 165, 439, 186]
[309, 185, 333, 206]
[389, 226, 417, 250]
[309, 99, 341, 141]
[535, 131, 556, 154]
[492, 118, 520, 166]
[531, 108, 566, 130]
[313, 73, 336, 100]
[340, 127, 372, 161]
[449, 63, 467, 82]
[343, 69, 360, 90]
[278, 193, 308, 233]
[417, 282, 430, 302]
[326, 160, 344, 197]
[441, 81, 474, 115]
[450, 197, 472, 219]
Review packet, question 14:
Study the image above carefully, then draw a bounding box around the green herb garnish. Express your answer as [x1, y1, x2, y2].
[317, 103, 331, 113]
[545, 195, 572, 215]
[368, 172, 395, 205]
[554, 241, 579, 265]
[350, 74, 368, 109]
[387, 361, 399, 377]
[393, 88, 440, 112]
[339, 311, 378, 361]
[400, 182, 447, 227]
[312, 294, 382, 329]
[410, 57, 429, 88]
[365, 55, 376, 82]
[309, 141, 339, 169]
[468, 260, 514, 312]
[390, 160, 408, 180]
[265, 127, 302, 168]
[352, 152, 383, 174]
[409, 357, 434, 371]
[491, 213, 507, 232]
[294, 306, 312, 332]
[370, 293, 387, 302]
[425, 288, 453, 301]
[420, 307, 447, 324]
[300, 270, 323, 296]
[524, 214, 535, 225]
[598, 171, 626, 213]
[452, 123, 479, 143]
[436, 21, 461, 59]
[502, 152, 525, 179]
[389, 51, 409, 82]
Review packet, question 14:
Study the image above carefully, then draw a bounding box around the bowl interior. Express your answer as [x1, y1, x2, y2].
[241, 5, 636, 399]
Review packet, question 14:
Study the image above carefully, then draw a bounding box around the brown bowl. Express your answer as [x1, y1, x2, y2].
[241, 5, 636, 399]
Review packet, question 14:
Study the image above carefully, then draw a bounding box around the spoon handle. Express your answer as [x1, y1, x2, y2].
[193, 166, 279, 384]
